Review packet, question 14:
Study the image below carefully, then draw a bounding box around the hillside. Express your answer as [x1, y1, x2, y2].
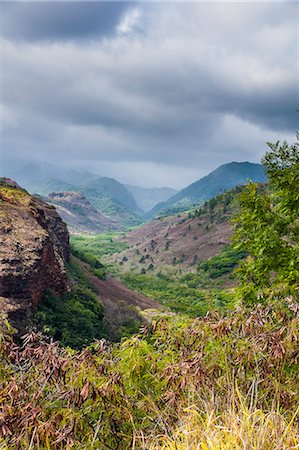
[2, 162, 144, 227]
[105, 188, 241, 276]
[80, 177, 142, 226]
[125, 184, 177, 212]
[46, 191, 119, 233]
[147, 161, 267, 218]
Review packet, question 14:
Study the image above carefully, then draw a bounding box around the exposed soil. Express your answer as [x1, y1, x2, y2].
[105, 211, 233, 274]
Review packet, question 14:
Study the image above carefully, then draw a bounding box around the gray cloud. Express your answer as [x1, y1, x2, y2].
[0, 2, 298, 188]
[0, 2, 132, 41]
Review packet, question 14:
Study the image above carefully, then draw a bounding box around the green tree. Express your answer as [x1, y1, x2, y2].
[233, 134, 299, 305]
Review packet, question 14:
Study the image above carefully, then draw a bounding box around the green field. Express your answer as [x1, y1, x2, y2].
[70, 232, 129, 258]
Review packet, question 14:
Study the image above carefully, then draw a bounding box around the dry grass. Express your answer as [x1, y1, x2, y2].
[146, 397, 299, 450]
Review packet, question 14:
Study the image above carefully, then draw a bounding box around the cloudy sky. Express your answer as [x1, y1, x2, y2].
[0, 1, 298, 188]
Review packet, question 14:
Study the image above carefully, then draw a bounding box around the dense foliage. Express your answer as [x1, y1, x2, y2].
[34, 287, 107, 348]
[234, 135, 299, 305]
[70, 245, 107, 280]
[1, 298, 298, 449]
[198, 245, 246, 278]
[122, 272, 233, 317]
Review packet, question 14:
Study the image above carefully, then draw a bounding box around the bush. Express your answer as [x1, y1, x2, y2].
[71, 245, 107, 280]
[198, 245, 247, 278]
[35, 287, 107, 348]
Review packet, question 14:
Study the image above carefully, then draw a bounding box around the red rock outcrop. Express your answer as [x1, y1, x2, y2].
[0, 179, 70, 329]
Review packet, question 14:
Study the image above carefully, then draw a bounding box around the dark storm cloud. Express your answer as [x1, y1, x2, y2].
[0, 2, 131, 41]
[1, 2, 298, 187]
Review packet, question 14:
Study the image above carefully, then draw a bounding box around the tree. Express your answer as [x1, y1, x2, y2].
[233, 134, 299, 305]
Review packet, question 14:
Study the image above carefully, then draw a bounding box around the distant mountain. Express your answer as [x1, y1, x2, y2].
[37, 178, 78, 195]
[80, 177, 142, 227]
[4, 162, 99, 193]
[43, 177, 143, 227]
[125, 185, 177, 212]
[147, 162, 267, 218]
[46, 191, 119, 234]
[2, 162, 144, 227]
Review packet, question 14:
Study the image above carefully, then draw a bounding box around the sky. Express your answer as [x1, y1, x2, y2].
[0, 1, 298, 189]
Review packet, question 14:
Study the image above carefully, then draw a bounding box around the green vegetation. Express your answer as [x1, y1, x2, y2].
[35, 250, 145, 347]
[192, 185, 243, 220]
[70, 232, 129, 258]
[1, 297, 298, 449]
[34, 254, 108, 348]
[234, 135, 299, 305]
[121, 272, 233, 317]
[34, 287, 107, 349]
[1, 136, 298, 448]
[198, 245, 247, 278]
[71, 245, 107, 280]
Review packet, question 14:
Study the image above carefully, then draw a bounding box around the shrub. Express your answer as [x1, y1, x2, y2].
[34, 287, 107, 348]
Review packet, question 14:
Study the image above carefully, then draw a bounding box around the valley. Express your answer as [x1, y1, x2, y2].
[1, 2, 297, 447]
[0, 138, 298, 449]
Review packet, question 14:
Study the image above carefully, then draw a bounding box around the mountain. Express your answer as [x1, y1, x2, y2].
[46, 191, 119, 233]
[147, 162, 267, 218]
[37, 178, 78, 195]
[81, 177, 142, 226]
[34, 176, 143, 227]
[4, 162, 99, 194]
[125, 184, 177, 212]
[2, 162, 144, 227]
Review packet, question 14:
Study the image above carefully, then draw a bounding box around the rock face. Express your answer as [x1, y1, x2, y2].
[46, 191, 119, 233]
[0, 179, 70, 328]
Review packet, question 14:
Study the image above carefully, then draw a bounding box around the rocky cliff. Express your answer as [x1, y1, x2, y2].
[0, 179, 70, 329]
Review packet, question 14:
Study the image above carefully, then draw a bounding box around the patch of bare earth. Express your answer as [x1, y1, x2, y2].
[105, 212, 233, 274]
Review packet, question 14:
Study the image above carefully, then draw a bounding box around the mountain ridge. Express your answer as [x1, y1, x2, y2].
[45, 191, 119, 233]
[147, 161, 267, 218]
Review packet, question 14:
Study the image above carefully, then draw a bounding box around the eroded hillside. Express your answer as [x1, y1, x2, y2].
[46, 191, 119, 233]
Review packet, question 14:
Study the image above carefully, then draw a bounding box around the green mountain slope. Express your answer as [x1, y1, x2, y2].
[81, 177, 142, 226]
[147, 161, 267, 218]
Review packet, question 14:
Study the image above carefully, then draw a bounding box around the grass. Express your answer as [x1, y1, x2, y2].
[198, 245, 247, 278]
[121, 272, 235, 317]
[0, 184, 29, 204]
[70, 232, 129, 258]
[147, 401, 299, 450]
